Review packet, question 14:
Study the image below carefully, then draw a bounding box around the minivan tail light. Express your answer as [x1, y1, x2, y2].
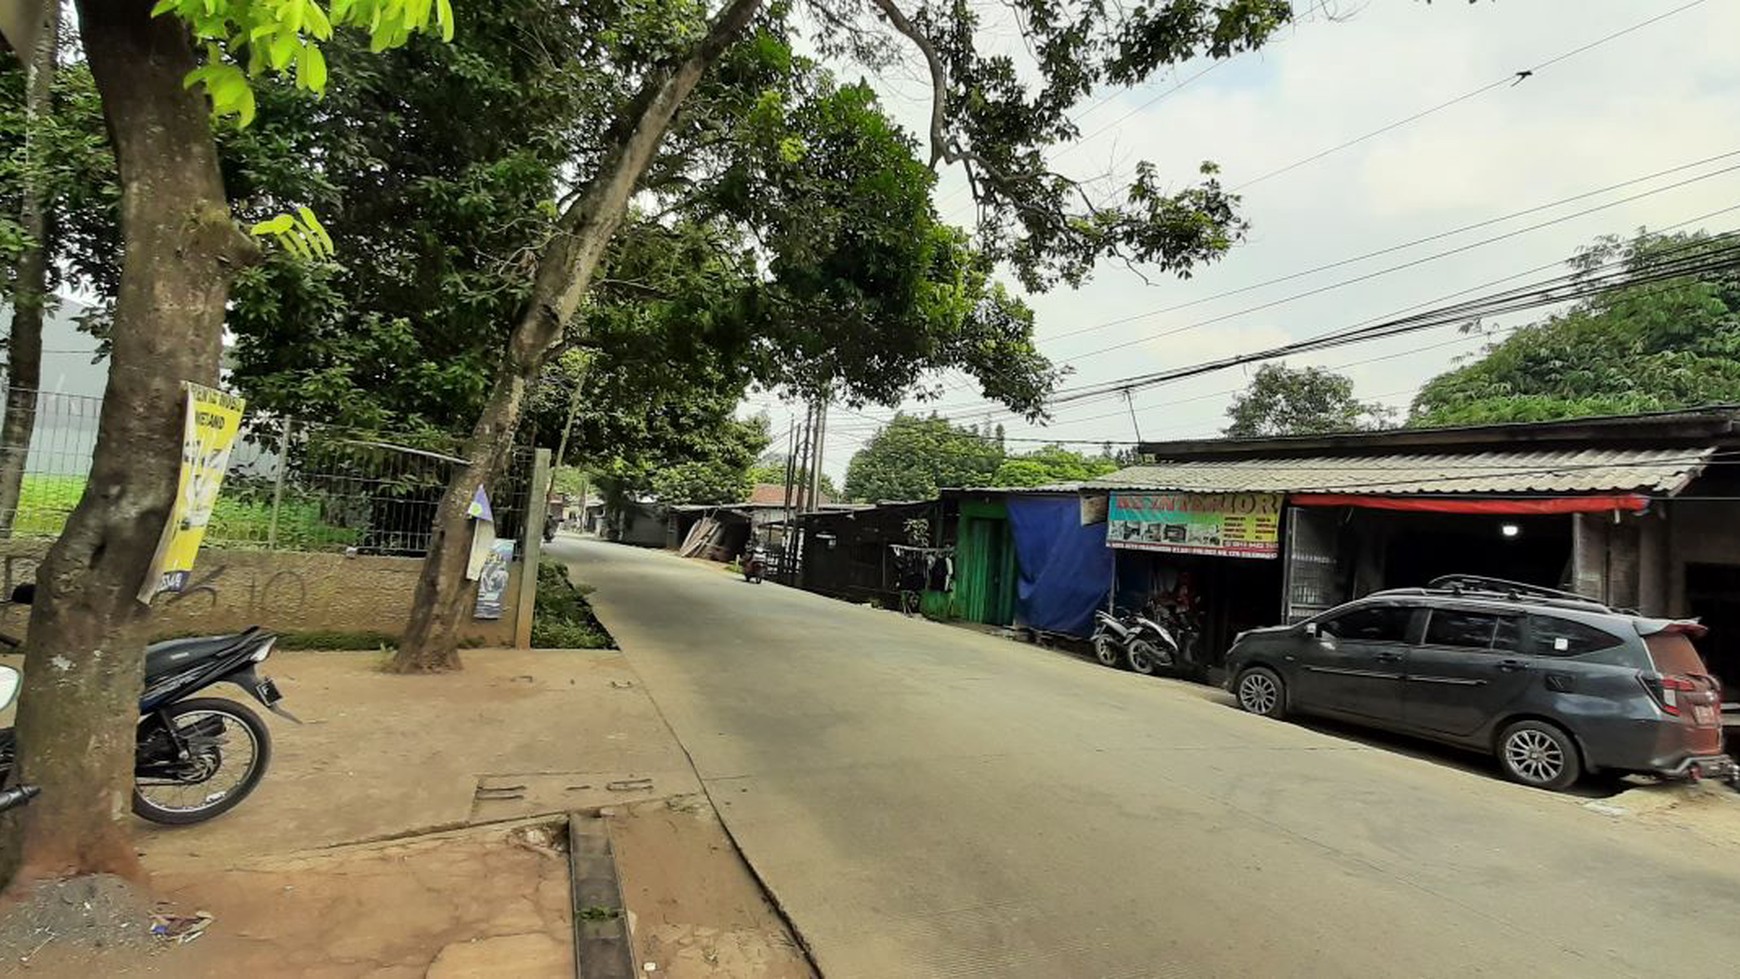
[1640, 673, 1700, 716]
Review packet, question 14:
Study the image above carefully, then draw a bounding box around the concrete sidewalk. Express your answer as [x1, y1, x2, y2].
[1, 648, 807, 978]
[130, 648, 701, 865]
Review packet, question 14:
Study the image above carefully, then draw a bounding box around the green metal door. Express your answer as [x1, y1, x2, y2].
[957, 509, 1017, 627]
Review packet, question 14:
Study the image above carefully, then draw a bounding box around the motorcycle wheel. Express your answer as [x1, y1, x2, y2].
[1126, 639, 1164, 677]
[1092, 634, 1123, 669]
[132, 697, 273, 826]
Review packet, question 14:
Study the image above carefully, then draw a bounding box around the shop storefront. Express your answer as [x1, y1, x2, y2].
[1103, 491, 1284, 672]
[1085, 409, 1740, 682]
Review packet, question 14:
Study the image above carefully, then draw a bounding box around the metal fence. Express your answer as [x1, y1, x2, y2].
[0, 386, 533, 555]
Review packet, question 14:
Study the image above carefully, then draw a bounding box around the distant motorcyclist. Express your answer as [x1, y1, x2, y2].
[742, 541, 767, 583]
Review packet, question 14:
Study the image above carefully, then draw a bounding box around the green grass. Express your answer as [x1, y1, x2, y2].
[13, 474, 360, 550]
[531, 560, 615, 650]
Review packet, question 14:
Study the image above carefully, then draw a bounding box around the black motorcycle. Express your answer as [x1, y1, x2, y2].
[0, 585, 296, 825]
[0, 665, 33, 814]
[742, 544, 767, 584]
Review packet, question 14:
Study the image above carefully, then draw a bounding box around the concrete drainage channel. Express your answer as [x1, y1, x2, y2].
[567, 812, 637, 979]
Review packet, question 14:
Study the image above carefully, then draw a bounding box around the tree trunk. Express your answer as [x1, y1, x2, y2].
[0, 1, 59, 537]
[391, 0, 766, 671]
[0, 0, 250, 888]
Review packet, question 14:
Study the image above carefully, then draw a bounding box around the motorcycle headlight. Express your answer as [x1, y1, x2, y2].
[250, 637, 277, 663]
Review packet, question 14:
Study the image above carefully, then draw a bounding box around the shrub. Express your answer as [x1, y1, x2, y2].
[531, 560, 615, 650]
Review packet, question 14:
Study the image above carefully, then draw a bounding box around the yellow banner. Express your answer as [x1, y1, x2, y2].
[141, 383, 246, 601]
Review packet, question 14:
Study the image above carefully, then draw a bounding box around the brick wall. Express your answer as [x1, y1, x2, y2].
[0, 541, 520, 646]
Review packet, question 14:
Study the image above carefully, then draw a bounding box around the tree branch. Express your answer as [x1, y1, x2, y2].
[866, 0, 953, 170]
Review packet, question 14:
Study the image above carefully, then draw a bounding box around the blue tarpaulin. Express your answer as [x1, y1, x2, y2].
[1006, 496, 1114, 637]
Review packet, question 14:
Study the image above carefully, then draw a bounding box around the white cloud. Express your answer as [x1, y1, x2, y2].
[789, 0, 1740, 476]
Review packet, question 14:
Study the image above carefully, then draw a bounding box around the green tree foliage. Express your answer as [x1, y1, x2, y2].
[815, 0, 1294, 291]
[224, 3, 598, 434]
[222, 8, 1061, 440]
[747, 453, 840, 500]
[0, 45, 119, 316]
[1411, 230, 1740, 426]
[842, 413, 1003, 501]
[990, 444, 1119, 487]
[1224, 364, 1391, 438]
[645, 415, 772, 505]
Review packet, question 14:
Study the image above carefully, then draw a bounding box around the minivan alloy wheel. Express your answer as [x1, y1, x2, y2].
[1238, 671, 1279, 715]
[1503, 729, 1564, 784]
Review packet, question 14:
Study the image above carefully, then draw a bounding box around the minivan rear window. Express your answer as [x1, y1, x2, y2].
[1526, 616, 1623, 657]
[1645, 633, 1712, 678]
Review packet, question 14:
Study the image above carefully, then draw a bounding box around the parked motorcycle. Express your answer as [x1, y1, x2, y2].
[1091, 609, 1136, 668]
[1091, 607, 1178, 674]
[1122, 604, 1180, 677]
[0, 585, 297, 825]
[742, 544, 767, 584]
[0, 665, 34, 814]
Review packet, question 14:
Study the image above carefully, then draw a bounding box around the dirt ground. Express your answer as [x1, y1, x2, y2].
[0, 649, 808, 978]
[5, 822, 574, 977]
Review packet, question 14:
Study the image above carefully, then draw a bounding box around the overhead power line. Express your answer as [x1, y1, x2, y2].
[847, 198, 1740, 428]
[1231, 0, 1711, 191]
[1050, 230, 1740, 406]
[1046, 148, 1740, 345]
[1060, 161, 1740, 364]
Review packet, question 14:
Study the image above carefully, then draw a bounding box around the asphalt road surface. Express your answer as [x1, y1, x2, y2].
[560, 538, 1740, 978]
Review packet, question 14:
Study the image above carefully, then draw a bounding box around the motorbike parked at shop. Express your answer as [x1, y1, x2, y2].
[1092, 606, 1179, 674]
[0, 584, 297, 825]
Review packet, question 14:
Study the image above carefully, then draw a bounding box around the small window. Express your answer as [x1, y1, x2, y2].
[1321, 605, 1413, 643]
[1493, 616, 1524, 653]
[1424, 609, 1502, 650]
[1528, 616, 1625, 657]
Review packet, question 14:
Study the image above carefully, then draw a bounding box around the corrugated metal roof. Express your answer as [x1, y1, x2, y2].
[1082, 448, 1713, 495]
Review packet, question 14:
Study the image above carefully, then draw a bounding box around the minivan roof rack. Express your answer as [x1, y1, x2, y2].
[1427, 575, 1608, 607]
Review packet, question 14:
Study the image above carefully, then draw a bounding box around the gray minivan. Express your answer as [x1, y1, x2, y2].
[1225, 575, 1733, 790]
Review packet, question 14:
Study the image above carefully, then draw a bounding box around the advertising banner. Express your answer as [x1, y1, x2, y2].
[1107, 491, 1282, 559]
[473, 539, 517, 620]
[141, 383, 246, 601]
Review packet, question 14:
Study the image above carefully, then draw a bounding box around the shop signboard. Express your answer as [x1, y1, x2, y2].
[1107, 491, 1282, 559]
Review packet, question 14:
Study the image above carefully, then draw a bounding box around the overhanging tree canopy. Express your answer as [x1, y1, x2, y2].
[1411, 230, 1740, 427]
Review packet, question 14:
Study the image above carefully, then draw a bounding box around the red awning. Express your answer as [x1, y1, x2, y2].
[1289, 493, 1650, 515]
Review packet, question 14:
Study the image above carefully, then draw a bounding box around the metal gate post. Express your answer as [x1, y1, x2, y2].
[515, 448, 553, 649]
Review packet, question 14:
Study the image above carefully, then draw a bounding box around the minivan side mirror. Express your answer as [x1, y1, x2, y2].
[1302, 622, 1319, 638]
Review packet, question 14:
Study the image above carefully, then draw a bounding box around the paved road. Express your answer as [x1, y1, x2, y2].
[560, 539, 1740, 978]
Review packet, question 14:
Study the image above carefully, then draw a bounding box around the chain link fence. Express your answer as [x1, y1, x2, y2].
[0, 387, 533, 555]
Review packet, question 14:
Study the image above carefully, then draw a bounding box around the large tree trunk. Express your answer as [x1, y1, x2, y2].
[0, 1, 59, 537]
[391, 0, 766, 671]
[0, 0, 249, 888]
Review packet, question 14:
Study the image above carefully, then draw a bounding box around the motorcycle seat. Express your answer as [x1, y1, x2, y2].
[144, 632, 255, 681]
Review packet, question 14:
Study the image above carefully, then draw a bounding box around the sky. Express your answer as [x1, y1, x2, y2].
[741, 0, 1740, 482]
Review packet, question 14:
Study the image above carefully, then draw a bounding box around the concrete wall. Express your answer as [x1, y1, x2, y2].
[0, 540, 520, 646]
[1664, 499, 1740, 617]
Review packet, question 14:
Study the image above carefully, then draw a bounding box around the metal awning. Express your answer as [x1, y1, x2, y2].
[1083, 448, 1714, 496]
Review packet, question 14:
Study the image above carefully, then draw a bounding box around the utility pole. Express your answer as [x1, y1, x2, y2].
[784, 402, 816, 581]
[809, 397, 828, 508]
[551, 351, 592, 480]
[1121, 387, 1143, 444]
